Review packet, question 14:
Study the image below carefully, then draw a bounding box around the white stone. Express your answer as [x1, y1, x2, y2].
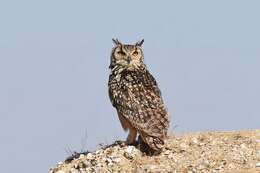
[192, 138, 199, 144]
[164, 150, 171, 155]
[125, 146, 135, 153]
[86, 153, 93, 159]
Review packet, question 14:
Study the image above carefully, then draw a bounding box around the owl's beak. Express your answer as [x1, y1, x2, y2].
[126, 57, 134, 70]
[127, 57, 131, 64]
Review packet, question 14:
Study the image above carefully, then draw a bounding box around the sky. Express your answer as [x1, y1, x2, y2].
[0, 0, 259, 172]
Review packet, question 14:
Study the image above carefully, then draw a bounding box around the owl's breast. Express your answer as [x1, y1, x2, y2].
[110, 70, 158, 107]
[109, 70, 140, 104]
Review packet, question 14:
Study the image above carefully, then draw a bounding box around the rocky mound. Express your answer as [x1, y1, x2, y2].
[49, 130, 260, 173]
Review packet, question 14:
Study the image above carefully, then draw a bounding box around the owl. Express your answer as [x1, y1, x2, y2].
[108, 39, 170, 152]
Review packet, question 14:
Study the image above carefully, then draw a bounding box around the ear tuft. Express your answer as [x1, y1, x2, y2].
[135, 39, 144, 47]
[112, 38, 122, 46]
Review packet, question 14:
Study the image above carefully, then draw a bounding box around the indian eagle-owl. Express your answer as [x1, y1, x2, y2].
[108, 39, 170, 152]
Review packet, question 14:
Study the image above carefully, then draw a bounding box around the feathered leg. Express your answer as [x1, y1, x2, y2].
[126, 127, 137, 145]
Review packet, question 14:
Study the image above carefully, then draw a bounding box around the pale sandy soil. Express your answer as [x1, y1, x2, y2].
[49, 130, 260, 173]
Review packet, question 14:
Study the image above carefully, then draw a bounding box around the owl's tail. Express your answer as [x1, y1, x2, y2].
[146, 136, 165, 151]
[139, 133, 166, 151]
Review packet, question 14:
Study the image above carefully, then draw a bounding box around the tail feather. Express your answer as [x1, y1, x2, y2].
[138, 133, 164, 150]
[146, 136, 165, 151]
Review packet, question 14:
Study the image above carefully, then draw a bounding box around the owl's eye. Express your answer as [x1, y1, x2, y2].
[117, 51, 126, 56]
[132, 51, 138, 56]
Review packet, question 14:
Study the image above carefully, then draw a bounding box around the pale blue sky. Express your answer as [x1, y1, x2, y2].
[0, 0, 259, 172]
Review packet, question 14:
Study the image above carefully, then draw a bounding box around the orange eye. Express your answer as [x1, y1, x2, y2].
[132, 51, 138, 56]
[117, 51, 126, 56]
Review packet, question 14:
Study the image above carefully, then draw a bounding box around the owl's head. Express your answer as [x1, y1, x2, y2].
[110, 39, 145, 71]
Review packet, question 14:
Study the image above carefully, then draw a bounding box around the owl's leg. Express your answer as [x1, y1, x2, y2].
[126, 128, 137, 145]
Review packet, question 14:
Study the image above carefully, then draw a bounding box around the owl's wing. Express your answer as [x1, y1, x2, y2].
[111, 70, 169, 138]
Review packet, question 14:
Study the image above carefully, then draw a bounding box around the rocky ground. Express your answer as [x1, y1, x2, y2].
[49, 130, 260, 173]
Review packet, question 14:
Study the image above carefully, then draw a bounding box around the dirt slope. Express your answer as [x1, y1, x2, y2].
[49, 130, 260, 173]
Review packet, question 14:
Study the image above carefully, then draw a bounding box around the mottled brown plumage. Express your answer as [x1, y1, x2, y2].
[108, 39, 170, 151]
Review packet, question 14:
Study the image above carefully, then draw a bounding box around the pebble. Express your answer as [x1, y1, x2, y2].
[86, 153, 93, 159]
[180, 143, 189, 151]
[192, 138, 199, 144]
[123, 146, 136, 159]
[164, 150, 171, 155]
[84, 160, 92, 167]
[124, 152, 134, 160]
[111, 156, 121, 163]
[125, 146, 135, 153]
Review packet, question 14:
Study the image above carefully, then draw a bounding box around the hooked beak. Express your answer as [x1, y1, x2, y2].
[126, 57, 136, 71]
[127, 56, 131, 64]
